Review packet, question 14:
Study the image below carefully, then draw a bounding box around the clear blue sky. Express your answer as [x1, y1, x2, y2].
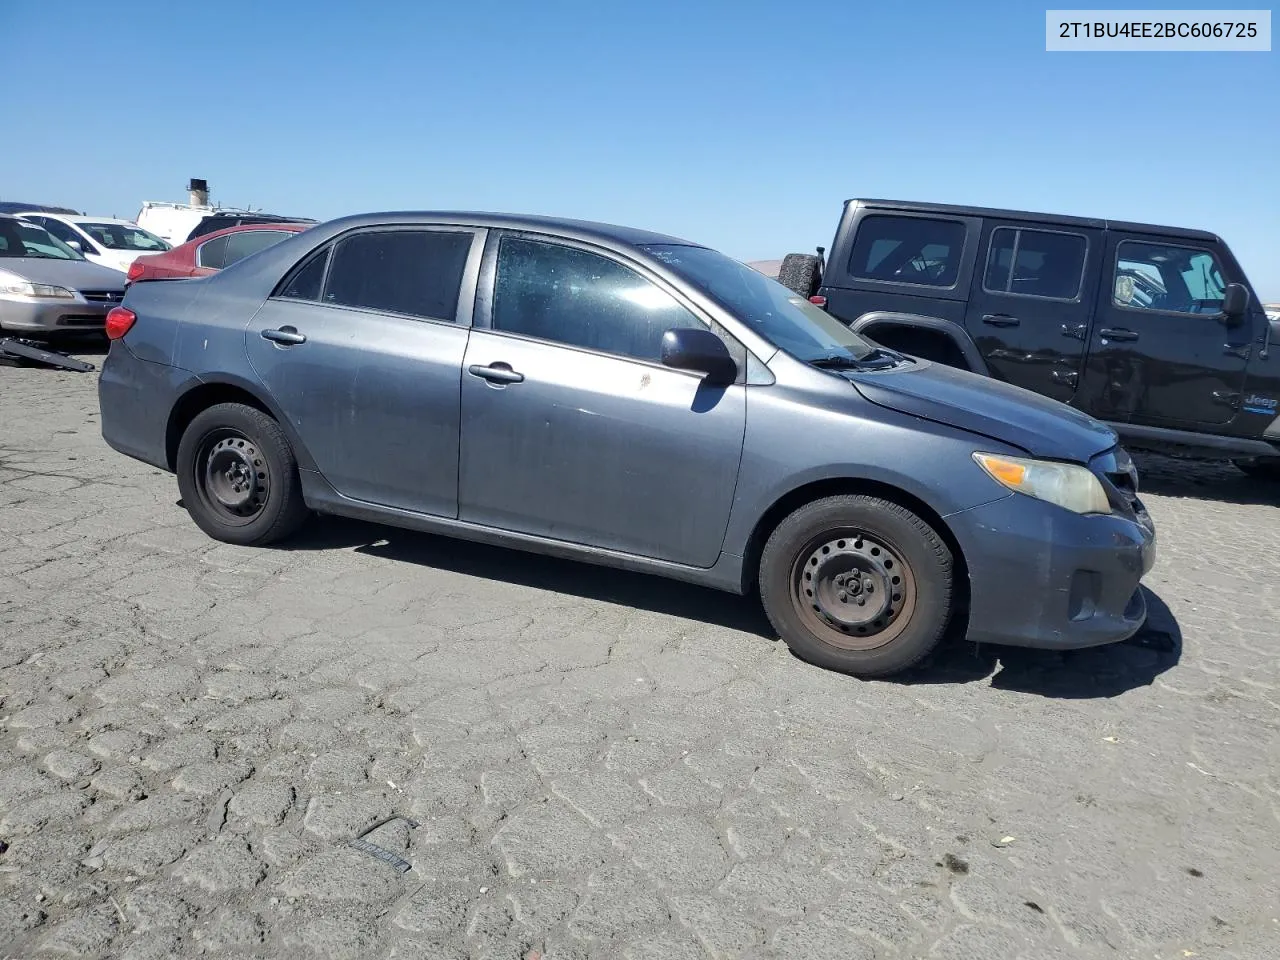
[3, 0, 1277, 296]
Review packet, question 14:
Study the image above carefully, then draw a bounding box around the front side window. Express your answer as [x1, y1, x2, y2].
[41, 218, 95, 252]
[491, 237, 704, 362]
[78, 222, 169, 252]
[1113, 241, 1227, 315]
[984, 228, 1086, 300]
[849, 215, 966, 287]
[322, 229, 471, 321]
[222, 230, 293, 268]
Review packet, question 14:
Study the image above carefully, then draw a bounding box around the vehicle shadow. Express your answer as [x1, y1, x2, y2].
[282, 516, 1181, 697]
[281, 516, 776, 637]
[1134, 452, 1280, 508]
[898, 585, 1182, 698]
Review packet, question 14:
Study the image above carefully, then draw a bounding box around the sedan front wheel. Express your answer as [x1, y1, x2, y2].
[759, 495, 954, 677]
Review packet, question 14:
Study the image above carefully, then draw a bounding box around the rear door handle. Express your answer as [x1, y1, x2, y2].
[261, 326, 307, 345]
[467, 363, 525, 385]
[1099, 328, 1139, 342]
[982, 314, 1020, 327]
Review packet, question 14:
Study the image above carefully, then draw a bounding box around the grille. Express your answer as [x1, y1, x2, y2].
[81, 290, 124, 304]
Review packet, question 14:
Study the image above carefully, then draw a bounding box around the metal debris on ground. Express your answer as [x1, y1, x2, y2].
[0, 339, 96, 372]
[346, 815, 420, 874]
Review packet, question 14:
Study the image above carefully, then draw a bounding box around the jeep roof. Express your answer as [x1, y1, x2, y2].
[848, 198, 1221, 244]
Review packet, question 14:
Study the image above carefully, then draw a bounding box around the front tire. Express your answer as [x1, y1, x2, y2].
[176, 402, 309, 546]
[1233, 456, 1280, 481]
[759, 495, 953, 677]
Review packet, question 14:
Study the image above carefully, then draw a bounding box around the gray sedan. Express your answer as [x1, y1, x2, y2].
[0, 214, 125, 334]
[98, 212, 1155, 677]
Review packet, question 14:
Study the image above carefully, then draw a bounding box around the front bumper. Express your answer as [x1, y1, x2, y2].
[0, 294, 111, 332]
[950, 493, 1155, 650]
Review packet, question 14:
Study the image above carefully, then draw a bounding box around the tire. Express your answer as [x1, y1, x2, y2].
[175, 402, 310, 546]
[1233, 456, 1280, 481]
[758, 494, 953, 678]
[776, 253, 823, 299]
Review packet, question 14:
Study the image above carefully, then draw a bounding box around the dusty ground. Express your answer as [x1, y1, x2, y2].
[2, 346, 1278, 960]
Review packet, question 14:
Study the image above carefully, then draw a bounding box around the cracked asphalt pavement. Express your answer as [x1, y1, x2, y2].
[2, 348, 1279, 959]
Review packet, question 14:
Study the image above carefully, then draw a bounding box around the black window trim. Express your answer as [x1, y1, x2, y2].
[980, 225, 1090, 303]
[1111, 237, 1229, 319]
[847, 212, 972, 292]
[266, 224, 487, 328]
[473, 228, 748, 382]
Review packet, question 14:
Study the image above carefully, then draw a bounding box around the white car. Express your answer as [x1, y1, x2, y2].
[15, 213, 170, 274]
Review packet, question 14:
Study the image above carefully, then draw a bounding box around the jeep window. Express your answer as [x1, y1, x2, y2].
[643, 243, 879, 363]
[984, 228, 1086, 300]
[848, 216, 966, 287]
[1113, 241, 1227, 315]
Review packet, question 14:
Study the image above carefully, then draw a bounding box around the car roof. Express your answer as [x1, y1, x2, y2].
[68, 216, 143, 226]
[313, 211, 699, 249]
[850, 198, 1221, 242]
[177, 221, 312, 247]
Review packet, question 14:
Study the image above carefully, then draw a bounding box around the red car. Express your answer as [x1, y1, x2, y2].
[126, 222, 310, 284]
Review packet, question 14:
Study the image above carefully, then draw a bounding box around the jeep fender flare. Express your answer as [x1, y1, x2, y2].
[848, 312, 989, 376]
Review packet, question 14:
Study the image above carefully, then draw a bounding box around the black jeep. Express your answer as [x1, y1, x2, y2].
[779, 199, 1280, 477]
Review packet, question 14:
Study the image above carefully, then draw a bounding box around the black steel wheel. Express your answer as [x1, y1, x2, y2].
[759, 494, 953, 677]
[176, 402, 309, 546]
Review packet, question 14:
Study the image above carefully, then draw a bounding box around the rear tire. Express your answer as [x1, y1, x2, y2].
[176, 402, 309, 546]
[777, 253, 823, 299]
[1233, 456, 1280, 481]
[759, 495, 953, 678]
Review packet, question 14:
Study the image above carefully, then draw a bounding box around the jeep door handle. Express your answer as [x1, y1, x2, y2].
[467, 363, 525, 385]
[261, 326, 307, 345]
[982, 314, 1020, 327]
[1099, 328, 1139, 342]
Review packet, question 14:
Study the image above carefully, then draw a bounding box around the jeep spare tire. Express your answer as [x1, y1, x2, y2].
[777, 254, 823, 299]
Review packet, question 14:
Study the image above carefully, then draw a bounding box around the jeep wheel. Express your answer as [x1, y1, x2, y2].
[176, 402, 310, 546]
[1233, 456, 1280, 481]
[777, 253, 823, 299]
[759, 495, 954, 677]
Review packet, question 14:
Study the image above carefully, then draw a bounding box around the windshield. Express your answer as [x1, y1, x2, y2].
[78, 221, 170, 252]
[641, 244, 878, 363]
[0, 220, 84, 260]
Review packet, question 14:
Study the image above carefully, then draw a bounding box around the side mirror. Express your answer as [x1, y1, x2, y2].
[1221, 283, 1250, 325]
[66, 240, 82, 253]
[660, 328, 737, 385]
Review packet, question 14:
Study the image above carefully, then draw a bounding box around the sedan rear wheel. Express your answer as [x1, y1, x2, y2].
[176, 402, 309, 546]
[759, 495, 953, 677]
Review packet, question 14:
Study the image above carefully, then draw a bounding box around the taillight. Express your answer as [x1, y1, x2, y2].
[126, 261, 144, 282]
[809, 295, 828, 307]
[105, 306, 136, 340]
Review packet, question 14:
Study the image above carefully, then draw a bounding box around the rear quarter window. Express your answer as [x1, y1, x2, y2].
[848, 215, 966, 287]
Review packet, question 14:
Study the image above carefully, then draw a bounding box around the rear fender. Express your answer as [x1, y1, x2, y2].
[849, 312, 988, 375]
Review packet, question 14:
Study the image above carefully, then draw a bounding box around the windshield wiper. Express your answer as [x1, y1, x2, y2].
[809, 348, 906, 370]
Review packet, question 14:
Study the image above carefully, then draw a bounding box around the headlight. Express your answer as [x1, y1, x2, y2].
[0, 270, 76, 299]
[973, 452, 1111, 515]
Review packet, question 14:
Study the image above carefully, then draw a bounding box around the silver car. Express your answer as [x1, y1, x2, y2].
[0, 214, 126, 334]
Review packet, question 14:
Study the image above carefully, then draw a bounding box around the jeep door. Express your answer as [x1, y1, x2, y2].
[1079, 233, 1252, 425]
[962, 221, 1100, 404]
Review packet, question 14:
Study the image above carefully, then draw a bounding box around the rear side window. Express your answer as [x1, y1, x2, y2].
[198, 235, 230, 269]
[322, 230, 471, 321]
[222, 230, 293, 267]
[983, 228, 1086, 300]
[280, 247, 329, 300]
[849, 215, 966, 287]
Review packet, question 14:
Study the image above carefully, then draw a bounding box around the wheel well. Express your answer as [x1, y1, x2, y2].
[741, 477, 970, 615]
[866, 325, 969, 370]
[165, 383, 274, 471]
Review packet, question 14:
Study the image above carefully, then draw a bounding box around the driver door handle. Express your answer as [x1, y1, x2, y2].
[1099, 328, 1139, 342]
[468, 363, 525, 385]
[982, 314, 1020, 327]
[261, 326, 307, 345]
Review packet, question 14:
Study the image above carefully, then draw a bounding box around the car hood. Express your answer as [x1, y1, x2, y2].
[845, 359, 1117, 461]
[0, 257, 127, 291]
